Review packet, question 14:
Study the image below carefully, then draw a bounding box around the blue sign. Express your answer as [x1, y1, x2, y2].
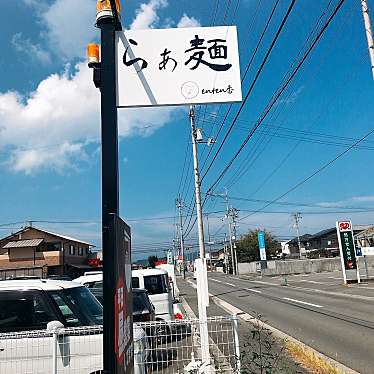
[258, 232, 265, 249]
[356, 247, 362, 257]
[257, 231, 267, 261]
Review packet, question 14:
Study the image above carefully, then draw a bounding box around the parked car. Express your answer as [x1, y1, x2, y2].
[75, 268, 175, 321]
[0, 279, 148, 374]
[132, 268, 174, 321]
[86, 281, 156, 323]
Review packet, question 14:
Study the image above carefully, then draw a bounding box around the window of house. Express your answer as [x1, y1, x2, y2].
[46, 242, 61, 251]
[85, 247, 89, 255]
[69, 245, 75, 255]
[79, 247, 83, 256]
[327, 240, 332, 246]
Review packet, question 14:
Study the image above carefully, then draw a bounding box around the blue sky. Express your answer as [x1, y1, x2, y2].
[1, 0, 374, 259]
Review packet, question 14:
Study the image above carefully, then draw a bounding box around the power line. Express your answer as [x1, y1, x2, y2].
[184, 0, 292, 239]
[200, 0, 282, 180]
[239, 126, 374, 221]
[227, 195, 374, 211]
[206, 0, 347, 195]
[182, 0, 268, 236]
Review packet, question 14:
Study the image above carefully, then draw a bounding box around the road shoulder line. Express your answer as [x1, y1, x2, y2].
[239, 275, 374, 302]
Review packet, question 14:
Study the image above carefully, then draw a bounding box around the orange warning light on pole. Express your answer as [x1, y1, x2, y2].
[96, 0, 121, 22]
[87, 43, 100, 64]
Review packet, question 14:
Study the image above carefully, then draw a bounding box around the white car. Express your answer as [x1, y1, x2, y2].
[0, 279, 148, 374]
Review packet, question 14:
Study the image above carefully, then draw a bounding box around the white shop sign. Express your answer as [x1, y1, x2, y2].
[116, 26, 242, 107]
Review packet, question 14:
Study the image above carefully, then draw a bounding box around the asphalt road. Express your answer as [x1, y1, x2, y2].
[193, 271, 374, 374]
[178, 278, 308, 374]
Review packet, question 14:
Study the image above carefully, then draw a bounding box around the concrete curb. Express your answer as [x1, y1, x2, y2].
[210, 294, 359, 374]
[180, 296, 198, 319]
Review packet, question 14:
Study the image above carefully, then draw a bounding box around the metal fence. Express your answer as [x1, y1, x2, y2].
[0, 266, 46, 280]
[0, 316, 240, 374]
[0, 326, 103, 374]
[138, 316, 240, 374]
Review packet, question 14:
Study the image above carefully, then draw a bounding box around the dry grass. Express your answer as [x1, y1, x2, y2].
[285, 340, 343, 374]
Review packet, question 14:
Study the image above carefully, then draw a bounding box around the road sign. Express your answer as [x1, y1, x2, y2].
[116, 26, 242, 107]
[257, 231, 267, 261]
[167, 250, 173, 264]
[110, 215, 133, 373]
[361, 247, 374, 256]
[336, 220, 360, 284]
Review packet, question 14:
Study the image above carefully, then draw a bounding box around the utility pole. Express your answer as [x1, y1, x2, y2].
[361, 0, 374, 79]
[223, 233, 228, 273]
[293, 213, 302, 259]
[231, 210, 239, 276]
[176, 197, 186, 279]
[207, 188, 239, 275]
[224, 189, 237, 275]
[189, 105, 210, 366]
[190, 106, 206, 262]
[206, 213, 213, 271]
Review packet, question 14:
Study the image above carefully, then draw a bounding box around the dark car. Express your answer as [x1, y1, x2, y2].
[88, 282, 155, 323]
[133, 288, 155, 323]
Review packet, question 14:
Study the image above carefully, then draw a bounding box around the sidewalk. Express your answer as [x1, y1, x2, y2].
[178, 276, 308, 374]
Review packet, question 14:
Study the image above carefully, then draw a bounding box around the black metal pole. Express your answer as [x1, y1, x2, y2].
[97, 17, 119, 374]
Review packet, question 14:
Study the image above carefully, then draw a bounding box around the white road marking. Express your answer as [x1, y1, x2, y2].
[187, 280, 197, 289]
[234, 277, 374, 301]
[303, 280, 333, 285]
[244, 288, 262, 294]
[282, 297, 324, 308]
[358, 286, 374, 290]
[249, 280, 278, 286]
[227, 282, 236, 287]
[211, 279, 223, 284]
[206, 296, 357, 374]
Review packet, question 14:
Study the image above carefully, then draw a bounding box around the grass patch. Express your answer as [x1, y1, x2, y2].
[286, 340, 343, 374]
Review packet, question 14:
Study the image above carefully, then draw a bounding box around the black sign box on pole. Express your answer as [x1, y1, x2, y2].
[107, 214, 133, 374]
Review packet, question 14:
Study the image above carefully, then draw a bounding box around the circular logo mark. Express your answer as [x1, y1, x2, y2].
[181, 81, 199, 99]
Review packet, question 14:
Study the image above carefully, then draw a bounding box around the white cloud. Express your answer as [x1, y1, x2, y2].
[0, 62, 180, 174]
[11, 33, 51, 65]
[8, 143, 87, 175]
[2, 0, 198, 173]
[177, 14, 201, 28]
[20, 0, 201, 61]
[130, 0, 168, 30]
[22, 0, 97, 60]
[351, 195, 374, 202]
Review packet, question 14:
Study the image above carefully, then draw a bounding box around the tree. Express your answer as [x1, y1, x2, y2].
[148, 255, 158, 268]
[236, 229, 280, 263]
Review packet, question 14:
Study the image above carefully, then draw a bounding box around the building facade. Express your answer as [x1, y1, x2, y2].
[287, 225, 373, 258]
[0, 226, 94, 277]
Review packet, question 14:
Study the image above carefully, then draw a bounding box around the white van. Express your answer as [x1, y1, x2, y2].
[132, 269, 174, 321]
[75, 269, 174, 321]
